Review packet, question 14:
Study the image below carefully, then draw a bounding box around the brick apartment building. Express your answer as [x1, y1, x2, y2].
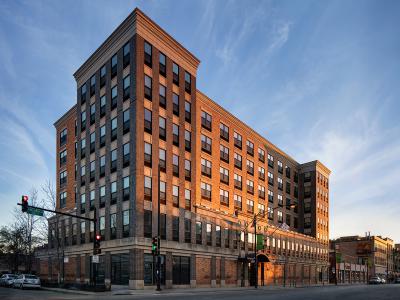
[36, 8, 331, 289]
[330, 235, 398, 283]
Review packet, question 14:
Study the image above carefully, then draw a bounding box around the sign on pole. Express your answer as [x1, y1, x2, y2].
[64, 257, 69, 263]
[92, 255, 99, 264]
[27, 207, 44, 217]
[256, 234, 264, 250]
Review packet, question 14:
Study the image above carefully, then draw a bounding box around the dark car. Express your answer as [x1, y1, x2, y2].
[369, 276, 382, 284]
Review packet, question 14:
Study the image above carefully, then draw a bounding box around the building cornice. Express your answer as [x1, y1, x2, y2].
[54, 104, 77, 128]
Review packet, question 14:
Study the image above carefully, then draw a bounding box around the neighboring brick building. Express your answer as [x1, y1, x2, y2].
[330, 235, 398, 283]
[36, 8, 331, 289]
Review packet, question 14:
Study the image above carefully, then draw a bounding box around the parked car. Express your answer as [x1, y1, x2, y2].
[12, 274, 41, 289]
[0, 274, 17, 287]
[395, 278, 400, 284]
[380, 277, 386, 284]
[369, 276, 382, 284]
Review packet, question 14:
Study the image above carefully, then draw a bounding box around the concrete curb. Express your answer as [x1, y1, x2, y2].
[41, 287, 97, 295]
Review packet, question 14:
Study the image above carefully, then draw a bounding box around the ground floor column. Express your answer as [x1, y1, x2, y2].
[221, 257, 226, 287]
[75, 254, 81, 284]
[190, 254, 196, 288]
[211, 256, 216, 287]
[84, 254, 90, 284]
[129, 248, 144, 289]
[165, 251, 173, 289]
[104, 251, 111, 289]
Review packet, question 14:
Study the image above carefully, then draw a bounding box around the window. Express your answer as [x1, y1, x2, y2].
[184, 218, 191, 243]
[123, 210, 130, 237]
[268, 206, 273, 220]
[100, 125, 106, 147]
[80, 84, 87, 104]
[144, 108, 152, 133]
[123, 75, 130, 100]
[111, 85, 118, 109]
[111, 54, 117, 78]
[220, 189, 229, 206]
[144, 176, 152, 201]
[278, 177, 283, 190]
[184, 159, 191, 181]
[123, 176, 130, 201]
[185, 101, 191, 122]
[90, 75, 95, 97]
[123, 143, 130, 167]
[258, 148, 265, 162]
[206, 224, 212, 245]
[173, 93, 179, 116]
[123, 42, 130, 67]
[234, 194, 242, 210]
[144, 210, 152, 238]
[80, 164, 86, 186]
[172, 62, 179, 85]
[220, 144, 229, 163]
[60, 128, 67, 146]
[247, 179, 254, 194]
[185, 71, 191, 93]
[160, 181, 166, 204]
[172, 154, 179, 177]
[90, 161, 95, 182]
[268, 171, 274, 185]
[234, 173, 242, 190]
[60, 192, 67, 208]
[278, 160, 283, 173]
[196, 221, 202, 244]
[201, 158, 212, 177]
[90, 103, 95, 125]
[123, 109, 130, 134]
[201, 134, 212, 154]
[100, 155, 105, 177]
[110, 181, 117, 204]
[246, 140, 254, 156]
[159, 148, 166, 172]
[201, 182, 211, 200]
[234, 131, 242, 149]
[172, 216, 179, 242]
[111, 117, 117, 141]
[60, 150, 67, 166]
[144, 142, 152, 167]
[259, 166, 265, 180]
[185, 189, 191, 209]
[304, 172, 311, 183]
[286, 198, 292, 210]
[286, 181, 291, 194]
[172, 124, 179, 146]
[201, 111, 212, 131]
[159, 116, 166, 140]
[285, 166, 291, 178]
[278, 194, 283, 206]
[184, 130, 191, 151]
[100, 185, 105, 207]
[268, 154, 274, 168]
[111, 149, 117, 173]
[159, 85, 166, 108]
[80, 138, 86, 159]
[144, 41, 152, 67]
[159, 52, 166, 76]
[277, 211, 283, 223]
[90, 132, 95, 153]
[268, 190, 274, 203]
[220, 123, 229, 141]
[100, 95, 106, 117]
[144, 75, 152, 100]
[246, 160, 254, 175]
[80, 221, 86, 244]
[100, 65, 106, 87]
[81, 110, 86, 131]
[294, 171, 298, 183]
[220, 166, 229, 184]
[247, 199, 254, 213]
[234, 152, 242, 169]
[258, 203, 265, 215]
[172, 185, 179, 207]
[258, 185, 265, 199]
[80, 194, 86, 214]
[110, 213, 117, 239]
[216, 225, 221, 247]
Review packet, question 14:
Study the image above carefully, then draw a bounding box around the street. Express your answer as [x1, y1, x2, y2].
[1, 285, 400, 300]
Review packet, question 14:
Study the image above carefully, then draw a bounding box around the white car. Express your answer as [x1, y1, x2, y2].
[13, 274, 41, 289]
[0, 274, 17, 287]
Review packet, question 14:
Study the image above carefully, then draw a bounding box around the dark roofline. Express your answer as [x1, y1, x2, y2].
[54, 104, 77, 128]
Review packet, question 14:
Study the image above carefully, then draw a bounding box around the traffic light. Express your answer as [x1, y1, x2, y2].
[21, 195, 29, 212]
[152, 237, 158, 256]
[94, 234, 101, 254]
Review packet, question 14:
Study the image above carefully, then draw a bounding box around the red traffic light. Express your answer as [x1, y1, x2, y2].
[96, 234, 101, 241]
[21, 195, 29, 212]
[22, 195, 29, 202]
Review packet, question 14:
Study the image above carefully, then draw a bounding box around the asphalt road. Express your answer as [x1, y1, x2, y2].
[1, 284, 400, 300]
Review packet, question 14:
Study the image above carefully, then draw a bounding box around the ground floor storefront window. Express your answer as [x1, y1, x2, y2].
[111, 253, 129, 285]
[172, 256, 190, 285]
[144, 254, 166, 285]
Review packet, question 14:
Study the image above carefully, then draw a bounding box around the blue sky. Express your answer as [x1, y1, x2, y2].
[0, 0, 399, 241]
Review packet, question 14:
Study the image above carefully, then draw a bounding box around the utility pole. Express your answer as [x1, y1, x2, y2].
[156, 163, 162, 291]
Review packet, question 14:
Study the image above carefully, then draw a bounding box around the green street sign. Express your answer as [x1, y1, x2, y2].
[336, 253, 342, 263]
[256, 234, 264, 250]
[27, 207, 44, 217]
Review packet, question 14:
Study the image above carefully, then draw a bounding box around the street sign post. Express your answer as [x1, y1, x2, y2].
[27, 207, 44, 217]
[92, 255, 99, 264]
